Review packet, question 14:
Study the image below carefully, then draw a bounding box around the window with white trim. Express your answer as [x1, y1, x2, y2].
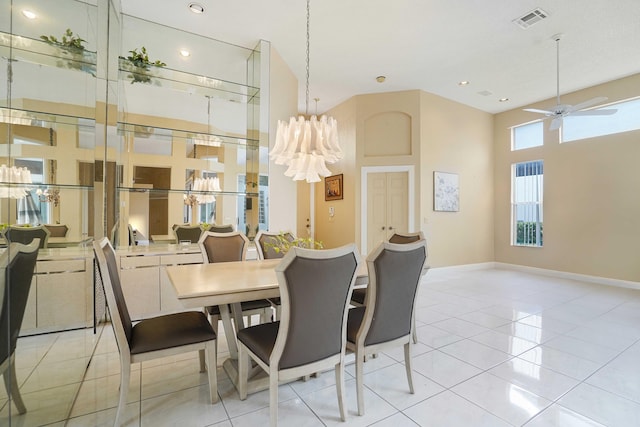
[512, 160, 543, 247]
[512, 121, 543, 150]
[562, 97, 640, 143]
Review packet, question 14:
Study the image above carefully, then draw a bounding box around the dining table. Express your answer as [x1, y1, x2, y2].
[165, 258, 369, 394]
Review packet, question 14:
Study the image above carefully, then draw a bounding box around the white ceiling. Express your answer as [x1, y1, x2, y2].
[121, 0, 640, 115]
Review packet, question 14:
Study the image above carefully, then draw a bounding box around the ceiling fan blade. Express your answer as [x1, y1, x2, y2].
[569, 109, 618, 116]
[523, 108, 554, 115]
[549, 116, 563, 131]
[568, 96, 608, 112]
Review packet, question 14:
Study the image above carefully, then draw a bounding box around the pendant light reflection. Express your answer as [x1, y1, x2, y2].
[0, 165, 33, 199]
[269, 0, 342, 183]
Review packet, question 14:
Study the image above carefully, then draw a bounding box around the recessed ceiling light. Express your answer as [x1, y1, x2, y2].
[458, 81, 469, 86]
[188, 2, 205, 13]
[376, 76, 386, 83]
[22, 10, 37, 19]
[499, 98, 510, 102]
[179, 49, 191, 57]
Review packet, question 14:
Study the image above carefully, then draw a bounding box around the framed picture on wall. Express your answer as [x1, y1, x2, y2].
[434, 171, 459, 212]
[325, 174, 343, 201]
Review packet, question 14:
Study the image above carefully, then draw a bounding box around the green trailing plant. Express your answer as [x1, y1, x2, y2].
[40, 28, 95, 74]
[121, 47, 166, 84]
[264, 232, 323, 254]
[40, 28, 86, 51]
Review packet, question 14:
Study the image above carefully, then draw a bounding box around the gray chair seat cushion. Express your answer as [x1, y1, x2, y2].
[237, 321, 280, 364]
[346, 306, 366, 343]
[130, 311, 216, 355]
[350, 288, 366, 305]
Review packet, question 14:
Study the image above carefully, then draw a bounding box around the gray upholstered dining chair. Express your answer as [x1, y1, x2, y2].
[254, 230, 295, 261]
[174, 224, 203, 243]
[0, 240, 39, 415]
[198, 231, 272, 335]
[237, 244, 361, 427]
[43, 224, 69, 237]
[208, 224, 234, 233]
[346, 239, 427, 416]
[93, 238, 218, 427]
[254, 230, 296, 321]
[3, 226, 50, 249]
[351, 231, 426, 343]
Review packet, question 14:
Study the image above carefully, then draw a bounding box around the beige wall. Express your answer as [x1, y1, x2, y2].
[314, 97, 358, 248]
[419, 91, 495, 267]
[315, 90, 495, 269]
[494, 73, 640, 282]
[268, 46, 299, 233]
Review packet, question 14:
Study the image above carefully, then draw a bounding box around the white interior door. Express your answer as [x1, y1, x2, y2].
[366, 171, 409, 253]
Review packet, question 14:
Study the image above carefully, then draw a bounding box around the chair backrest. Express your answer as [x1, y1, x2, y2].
[198, 231, 249, 263]
[358, 240, 427, 347]
[174, 225, 203, 244]
[0, 240, 39, 364]
[208, 224, 234, 233]
[388, 231, 424, 245]
[4, 226, 50, 249]
[110, 222, 119, 247]
[43, 224, 69, 237]
[127, 224, 136, 246]
[273, 244, 361, 370]
[254, 230, 295, 260]
[93, 238, 133, 354]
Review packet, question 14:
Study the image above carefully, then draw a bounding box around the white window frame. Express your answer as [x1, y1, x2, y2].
[511, 160, 543, 247]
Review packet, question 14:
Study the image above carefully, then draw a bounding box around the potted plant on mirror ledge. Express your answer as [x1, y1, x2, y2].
[40, 28, 96, 75]
[119, 47, 166, 84]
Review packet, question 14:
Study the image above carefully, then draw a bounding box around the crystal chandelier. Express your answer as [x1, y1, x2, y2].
[269, 0, 342, 183]
[36, 188, 60, 207]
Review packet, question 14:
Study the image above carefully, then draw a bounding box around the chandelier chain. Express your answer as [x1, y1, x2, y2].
[305, 0, 310, 116]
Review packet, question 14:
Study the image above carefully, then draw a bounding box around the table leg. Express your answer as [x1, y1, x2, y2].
[219, 304, 238, 359]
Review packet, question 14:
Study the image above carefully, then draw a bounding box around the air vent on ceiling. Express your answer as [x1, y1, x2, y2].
[477, 90, 493, 97]
[513, 8, 549, 29]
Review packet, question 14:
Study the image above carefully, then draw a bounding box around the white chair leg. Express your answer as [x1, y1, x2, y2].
[114, 362, 130, 427]
[355, 351, 365, 416]
[238, 343, 249, 400]
[206, 340, 218, 403]
[412, 317, 418, 344]
[198, 349, 206, 372]
[4, 359, 26, 414]
[335, 362, 347, 421]
[269, 370, 279, 427]
[404, 342, 414, 394]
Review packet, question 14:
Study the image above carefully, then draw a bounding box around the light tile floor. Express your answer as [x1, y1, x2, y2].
[3, 267, 640, 426]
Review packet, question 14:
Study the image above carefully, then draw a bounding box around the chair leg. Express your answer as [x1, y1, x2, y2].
[412, 317, 418, 344]
[335, 361, 347, 421]
[238, 343, 249, 400]
[114, 362, 130, 427]
[269, 370, 279, 427]
[355, 351, 365, 416]
[404, 342, 414, 394]
[206, 340, 218, 403]
[199, 349, 206, 372]
[3, 360, 26, 414]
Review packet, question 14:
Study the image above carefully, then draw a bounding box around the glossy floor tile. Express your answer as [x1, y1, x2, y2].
[3, 268, 640, 426]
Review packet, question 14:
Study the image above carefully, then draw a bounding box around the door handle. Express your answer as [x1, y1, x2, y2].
[381, 226, 386, 230]
[388, 226, 394, 230]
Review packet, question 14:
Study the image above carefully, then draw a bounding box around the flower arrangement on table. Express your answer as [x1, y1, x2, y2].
[264, 232, 323, 254]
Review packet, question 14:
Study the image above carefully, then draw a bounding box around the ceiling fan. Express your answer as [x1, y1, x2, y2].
[523, 34, 617, 131]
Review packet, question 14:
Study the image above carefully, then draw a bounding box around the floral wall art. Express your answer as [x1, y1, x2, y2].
[434, 171, 459, 212]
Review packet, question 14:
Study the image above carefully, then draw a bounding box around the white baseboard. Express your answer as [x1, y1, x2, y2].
[494, 262, 640, 290]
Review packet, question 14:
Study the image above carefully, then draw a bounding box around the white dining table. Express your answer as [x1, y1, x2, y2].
[165, 258, 368, 393]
